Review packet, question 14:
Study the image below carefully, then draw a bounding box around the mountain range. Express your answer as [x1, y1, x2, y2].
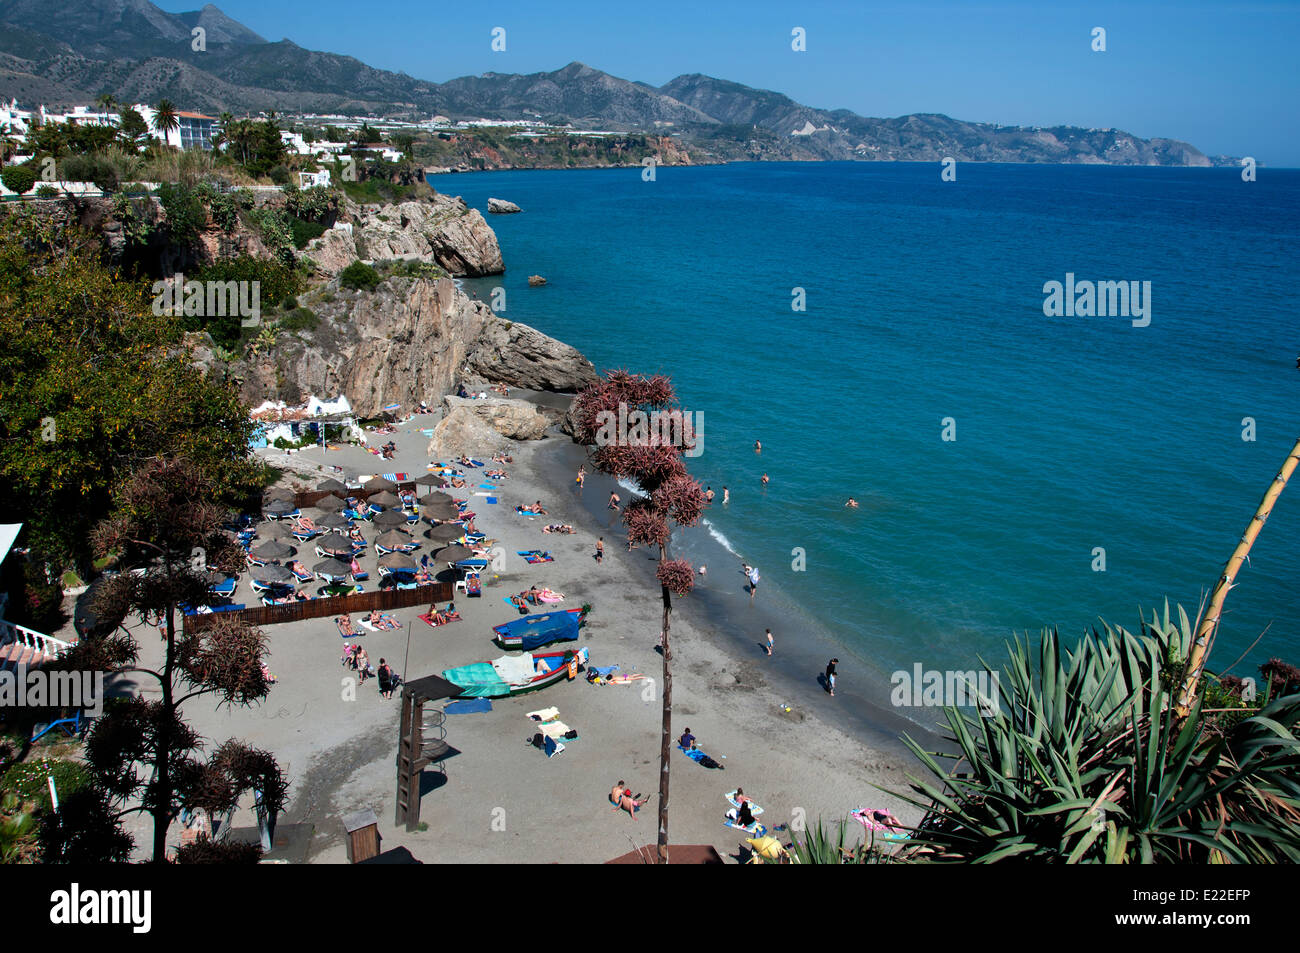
[0, 0, 1230, 166]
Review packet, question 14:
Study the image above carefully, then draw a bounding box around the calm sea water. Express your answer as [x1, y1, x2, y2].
[448, 161, 1300, 687]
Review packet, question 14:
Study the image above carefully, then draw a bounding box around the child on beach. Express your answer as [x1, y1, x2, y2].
[576, 466, 585, 489]
[765, 628, 773, 656]
[595, 538, 604, 563]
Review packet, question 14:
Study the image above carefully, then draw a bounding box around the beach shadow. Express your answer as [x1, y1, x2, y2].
[816, 674, 830, 694]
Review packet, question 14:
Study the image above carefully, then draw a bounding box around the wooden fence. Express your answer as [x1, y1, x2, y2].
[183, 580, 453, 633]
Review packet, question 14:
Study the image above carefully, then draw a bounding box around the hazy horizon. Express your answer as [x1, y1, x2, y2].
[147, 0, 1300, 165]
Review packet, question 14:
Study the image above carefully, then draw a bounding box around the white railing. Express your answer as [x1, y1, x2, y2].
[0, 620, 73, 659]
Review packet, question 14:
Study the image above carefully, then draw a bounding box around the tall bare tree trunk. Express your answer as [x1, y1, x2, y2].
[153, 596, 175, 863]
[1176, 436, 1300, 719]
[657, 541, 672, 864]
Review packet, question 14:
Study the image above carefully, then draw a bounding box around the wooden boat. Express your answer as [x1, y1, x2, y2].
[492, 606, 588, 650]
[442, 647, 589, 698]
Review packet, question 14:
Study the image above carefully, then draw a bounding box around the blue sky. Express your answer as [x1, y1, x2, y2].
[170, 0, 1299, 164]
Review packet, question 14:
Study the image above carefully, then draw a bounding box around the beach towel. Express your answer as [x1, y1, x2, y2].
[503, 597, 529, 613]
[418, 612, 460, 627]
[445, 698, 493, 715]
[539, 720, 571, 739]
[518, 550, 554, 564]
[586, 665, 620, 678]
[725, 819, 766, 835]
[726, 792, 765, 815]
[484, 497, 497, 504]
[356, 618, 379, 632]
[526, 706, 560, 721]
[478, 484, 495, 490]
[336, 621, 358, 639]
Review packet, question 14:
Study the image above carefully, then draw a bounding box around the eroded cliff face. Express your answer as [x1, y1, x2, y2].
[215, 274, 596, 417]
[301, 194, 504, 278]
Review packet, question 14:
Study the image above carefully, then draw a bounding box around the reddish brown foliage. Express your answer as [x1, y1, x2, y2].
[652, 474, 706, 528]
[656, 558, 696, 596]
[624, 501, 671, 548]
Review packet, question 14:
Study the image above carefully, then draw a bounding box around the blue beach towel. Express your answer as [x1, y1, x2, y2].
[485, 497, 497, 504]
[479, 483, 495, 489]
[588, 665, 620, 677]
[445, 698, 493, 715]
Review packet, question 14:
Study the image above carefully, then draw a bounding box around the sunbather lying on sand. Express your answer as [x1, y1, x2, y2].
[336, 615, 356, 636]
[448, 476, 467, 488]
[618, 792, 648, 818]
[542, 524, 574, 534]
[509, 594, 529, 613]
[491, 452, 513, 464]
[367, 609, 399, 630]
[517, 501, 548, 515]
[426, 603, 462, 625]
[485, 469, 507, 479]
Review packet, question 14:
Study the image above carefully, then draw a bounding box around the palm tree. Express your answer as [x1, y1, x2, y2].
[152, 99, 179, 146]
[95, 93, 116, 115]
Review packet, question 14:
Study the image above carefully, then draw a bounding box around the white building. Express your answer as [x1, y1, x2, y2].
[133, 104, 218, 150]
[299, 169, 331, 188]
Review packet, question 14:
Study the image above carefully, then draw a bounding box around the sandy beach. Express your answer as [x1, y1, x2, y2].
[102, 397, 929, 863]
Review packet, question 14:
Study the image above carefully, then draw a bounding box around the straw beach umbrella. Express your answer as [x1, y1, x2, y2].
[251, 540, 293, 562]
[419, 491, 454, 507]
[364, 476, 398, 493]
[315, 495, 346, 512]
[377, 529, 413, 550]
[369, 490, 401, 508]
[250, 564, 294, 586]
[312, 558, 351, 581]
[316, 478, 347, 494]
[316, 512, 351, 532]
[415, 473, 448, 488]
[434, 544, 474, 564]
[264, 487, 295, 501]
[425, 524, 464, 544]
[257, 520, 295, 540]
[262, 498, 295, 516]
[316, 537, 354, 558]
[372, 509, 408, 529]
[378, 552, 418, 573]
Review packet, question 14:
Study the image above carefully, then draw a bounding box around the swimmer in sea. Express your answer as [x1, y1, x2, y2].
[846, 498, 859, 508]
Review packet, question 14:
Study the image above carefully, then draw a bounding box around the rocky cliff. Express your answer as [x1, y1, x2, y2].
[302, 193, 504, 278]
[202, 273, 596, 418]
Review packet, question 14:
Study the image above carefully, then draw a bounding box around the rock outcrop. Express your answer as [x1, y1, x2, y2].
[222, 275, 596, 418]
[428, 395, 551, 458]
[488, 198, 522, 214]
[528, 275, 547, 286]
[302, 194, 504, 278]
[463, 319, 598, 392]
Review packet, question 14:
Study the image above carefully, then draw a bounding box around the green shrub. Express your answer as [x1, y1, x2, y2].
[279, 307, 318, 332]
[269, 164, 291, 185]
[1, 164, 38, 196]
[289, 216, 326, 249]
[339, 261, 380, 292]
[281, 296, 298, 310]
[2, 759, 91, 812]
[35, 185, 59, 198]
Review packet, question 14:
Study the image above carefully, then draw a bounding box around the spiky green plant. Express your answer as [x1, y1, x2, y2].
[892, 604, 1300, 863]
[784, 817, 896, 864]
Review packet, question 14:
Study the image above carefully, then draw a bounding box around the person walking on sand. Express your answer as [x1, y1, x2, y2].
[595, 537, 604, 563]
[765, 628, 773, 656]
[826, 658, 838, 697]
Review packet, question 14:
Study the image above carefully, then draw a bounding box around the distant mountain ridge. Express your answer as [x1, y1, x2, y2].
[0, 0, 1229, 166]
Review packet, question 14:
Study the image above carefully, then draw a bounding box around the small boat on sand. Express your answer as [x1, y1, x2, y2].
[493, 606, 589, 650]
[443, 647, 589, 698]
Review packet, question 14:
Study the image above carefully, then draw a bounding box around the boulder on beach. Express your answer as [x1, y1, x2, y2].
[440, 394, 551, 441]
[528, 275, 547, 287]
[488, 197, 522, 214]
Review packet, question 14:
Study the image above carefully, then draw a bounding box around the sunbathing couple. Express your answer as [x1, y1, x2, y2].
[542, 523, 574, 534]
[426, 602, 461, 626]
[509, 586, 563, 611]
[366, 609, 399, 630]
[610, 781, 648, 818]
[491, 452, 513, 464]
[518, 501, 548, 515]
[484, 468, 507, 479]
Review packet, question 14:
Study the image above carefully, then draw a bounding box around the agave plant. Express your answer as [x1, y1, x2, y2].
[892, 604, 1300, 863]
[784, 817, 896, 864]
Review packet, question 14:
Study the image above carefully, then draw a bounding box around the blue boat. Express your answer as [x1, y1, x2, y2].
[492, 607, 589, 651]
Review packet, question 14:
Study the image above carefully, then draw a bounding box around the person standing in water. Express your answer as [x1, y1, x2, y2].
[754, 440, 762, 453]
[765, 628, 773, 656]
[576, 466, 586, 489]
[723, 486, 730, 505]
[761, 473, 769, 486]
[825, 658, 838, 697]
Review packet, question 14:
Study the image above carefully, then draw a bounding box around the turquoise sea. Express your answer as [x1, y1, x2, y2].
[449, 161, 1300, 697]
